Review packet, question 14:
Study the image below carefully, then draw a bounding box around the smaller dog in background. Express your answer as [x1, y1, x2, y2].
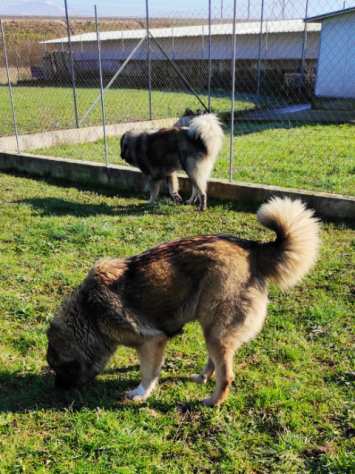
[120, 113, 224, 211]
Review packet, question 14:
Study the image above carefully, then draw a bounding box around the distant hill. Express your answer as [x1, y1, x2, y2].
[1, 16, 207, 67]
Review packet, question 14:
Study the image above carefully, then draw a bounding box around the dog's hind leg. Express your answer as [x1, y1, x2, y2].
[201, 290, 268, 406]
[167, 172, 183, 204]
[189, 175, 207, 211]
[126, 335, 168, 401]
[185, 185, 198, 205]
[202, 337, 235, 406]
[148, 178, 162, 204]
[187, 159, 214, 211]
[191, 356, 215, 384]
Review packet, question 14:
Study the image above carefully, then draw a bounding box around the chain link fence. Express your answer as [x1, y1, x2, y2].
[0, 0, 354, 196]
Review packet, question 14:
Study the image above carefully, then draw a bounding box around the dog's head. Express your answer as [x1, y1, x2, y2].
[120, 132, 135, 166]
[46, 290, 108, 390]
[174, 108, 206, 128]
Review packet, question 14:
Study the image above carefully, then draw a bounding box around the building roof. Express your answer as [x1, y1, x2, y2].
[42, 19, 320, 45]
[305, 6, 355, 23]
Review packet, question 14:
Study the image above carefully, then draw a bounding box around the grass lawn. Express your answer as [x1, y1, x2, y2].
[0, 172, 354, 472]
[35, 122, 355, 196]
[0, 86, 254, 137]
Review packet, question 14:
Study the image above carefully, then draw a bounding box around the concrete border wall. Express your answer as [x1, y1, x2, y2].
[0, 117, 177, 153]
[0, 152, 354, 221]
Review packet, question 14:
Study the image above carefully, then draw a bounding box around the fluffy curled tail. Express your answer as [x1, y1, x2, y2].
[257, 197, 320, 290]
[188, 113, 224, 160]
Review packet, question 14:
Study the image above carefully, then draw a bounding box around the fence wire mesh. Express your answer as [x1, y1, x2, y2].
[0, 0, 354, 196]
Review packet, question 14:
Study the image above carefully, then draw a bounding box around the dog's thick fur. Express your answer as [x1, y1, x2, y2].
[120, 113, 224, 210]
[47, 198, 320, 405]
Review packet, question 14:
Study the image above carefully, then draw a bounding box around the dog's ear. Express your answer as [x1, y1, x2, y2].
[47, 319, 61, 336]
[47, 319, 69, 350]
[120, 133, 126, 152]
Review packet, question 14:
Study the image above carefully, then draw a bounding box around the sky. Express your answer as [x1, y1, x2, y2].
[1, 0, 354, 19]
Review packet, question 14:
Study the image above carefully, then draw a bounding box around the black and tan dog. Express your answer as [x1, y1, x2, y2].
[120, 113, 224, 211]
[47, 198, 319, 406]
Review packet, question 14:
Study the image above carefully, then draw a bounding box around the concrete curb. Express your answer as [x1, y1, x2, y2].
[0, 117, 178, 153]
[0, 152, 354, 221]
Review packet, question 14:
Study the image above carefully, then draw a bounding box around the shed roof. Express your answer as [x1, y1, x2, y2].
[305, 6, 355, 23]
[42, 19, 320, 45]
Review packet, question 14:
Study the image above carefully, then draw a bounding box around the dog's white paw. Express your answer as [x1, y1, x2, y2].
[191, 374, 208, 384]
[126, 384, 149, 401]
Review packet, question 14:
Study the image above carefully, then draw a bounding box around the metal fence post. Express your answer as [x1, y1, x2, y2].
[229, 0, 237, 182]
[79, 37, 146, 126]
[64, 0, 80, 128]
[0, 18, 20, 153]
[281, 0, 286, 19]
[149, 33, 209, 112]
[207, 0, 212, 112]
[145, 0, 153, 120]
[256, 0, 265, 96]
[300, 0, 309, 81]
[94, 5, 109, 168]
[171, 27, 175, 59]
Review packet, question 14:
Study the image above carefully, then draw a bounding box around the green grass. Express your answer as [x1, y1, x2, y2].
[0, 86, 254, 137]
[35, 122, 355, 195]
[0, 172, 354, 473]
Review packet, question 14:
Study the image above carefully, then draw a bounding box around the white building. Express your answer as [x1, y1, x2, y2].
[44, 20, 321, 63]
[41, 19, 320, 91]
[306, 7, 355, 99]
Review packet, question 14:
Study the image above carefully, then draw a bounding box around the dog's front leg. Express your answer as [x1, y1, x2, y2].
[167, 173, 183, 203]
[148, 178, 162, 204]
[126, 336, 168, 401]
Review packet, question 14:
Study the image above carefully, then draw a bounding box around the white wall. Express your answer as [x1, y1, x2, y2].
[316, 12, 355, 98]
[72, 31, 319, 63]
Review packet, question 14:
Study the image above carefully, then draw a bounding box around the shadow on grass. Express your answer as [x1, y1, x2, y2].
[16, 197, 168, 217]
[0, 369, 202, 414]
[16, 193, 258, 218]
[7, 170, 354, 227]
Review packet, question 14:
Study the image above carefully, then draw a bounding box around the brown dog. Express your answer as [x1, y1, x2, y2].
[47, 198, 319, 406]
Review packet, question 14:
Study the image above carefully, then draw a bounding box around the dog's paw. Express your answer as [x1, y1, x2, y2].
[171, 193, 183, 204]
[202, 397, 218, 407]
[125, 385, 148, 402]
[185, 196, 198, 205]
[191, 374, 208, 385]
